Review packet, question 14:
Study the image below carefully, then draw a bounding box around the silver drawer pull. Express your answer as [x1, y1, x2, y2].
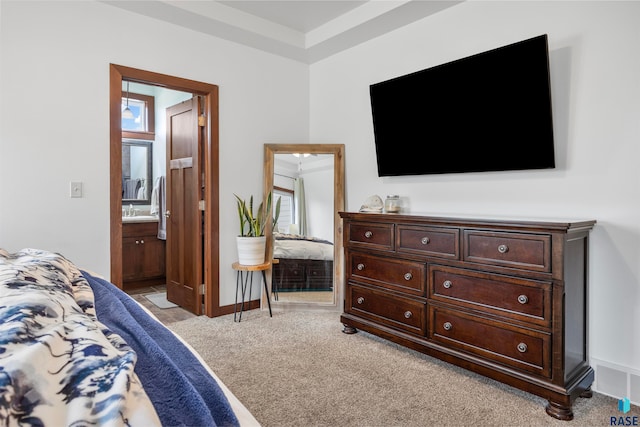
[443, 280, 452, 289]
[135, 240, 140, 244]
[517, 295, 529, 304]
[421, 237, 430, 245]
[357, 297, 365, 305]
[404, 272, 413, 281]
[140, 239, 144, 244]
[443, 322, 452, 331]
[404, 311, 412, 319]
[357, 263, 365, 271]
[517, 342, 528, 353]
[498, 244, 509, 254]
[364, 231, 373, 238]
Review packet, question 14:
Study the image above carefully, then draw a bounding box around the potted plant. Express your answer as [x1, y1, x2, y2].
[234, 192, 281, 265]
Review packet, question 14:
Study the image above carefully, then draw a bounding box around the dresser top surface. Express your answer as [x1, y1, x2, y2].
[339, 211, 596, 231]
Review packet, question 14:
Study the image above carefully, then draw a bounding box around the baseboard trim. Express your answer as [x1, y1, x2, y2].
[591, 358, 640, 406]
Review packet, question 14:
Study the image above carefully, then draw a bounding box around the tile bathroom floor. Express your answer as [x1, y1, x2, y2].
[126, 284, 196, 325]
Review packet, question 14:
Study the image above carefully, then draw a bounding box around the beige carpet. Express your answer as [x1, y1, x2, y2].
[168, 311, 638, 427]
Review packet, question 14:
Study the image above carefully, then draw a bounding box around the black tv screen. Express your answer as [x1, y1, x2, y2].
[370, 34, 556, 177]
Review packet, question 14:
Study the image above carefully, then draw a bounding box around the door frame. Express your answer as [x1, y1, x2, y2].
[109, 64, 220, 317]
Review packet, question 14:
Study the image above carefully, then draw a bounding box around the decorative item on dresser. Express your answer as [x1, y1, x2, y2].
[339, 211, 596, 421]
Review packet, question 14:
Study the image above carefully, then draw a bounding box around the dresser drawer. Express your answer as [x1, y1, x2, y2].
[429, 306, 551, 377]
[463, 230, 551, 272]
[347, 221, 394, 251]
[123, 221, 158, 238]
[307, 261, 333, 287]
[348, 284, 426, 335]
[349, 251, 425, 296]
[397, 225, 459, 259]
[275, 261, 305, 288]
[429, 265, 552, 327]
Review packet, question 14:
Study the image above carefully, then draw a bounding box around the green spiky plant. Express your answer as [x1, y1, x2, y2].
[234, 192, 281, 237]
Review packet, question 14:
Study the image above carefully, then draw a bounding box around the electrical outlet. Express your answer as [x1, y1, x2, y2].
[70, 181, 83, 198]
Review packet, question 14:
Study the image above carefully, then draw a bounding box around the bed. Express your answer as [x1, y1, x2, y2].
[0, 248, 258, 427]
[272, 233, 333, 295]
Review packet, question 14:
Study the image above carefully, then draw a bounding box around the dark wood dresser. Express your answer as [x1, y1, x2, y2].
[339, 211, 596, 420]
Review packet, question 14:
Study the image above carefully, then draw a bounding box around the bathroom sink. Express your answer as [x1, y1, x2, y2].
[122, 215, 159, 223]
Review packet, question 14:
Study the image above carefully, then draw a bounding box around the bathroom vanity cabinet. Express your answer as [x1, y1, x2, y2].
[339, 211, 596, 420]
[122, 221, 166, 289]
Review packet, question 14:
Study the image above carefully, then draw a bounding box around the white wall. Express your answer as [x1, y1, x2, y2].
[309, 1, 640, 396]
[150, 85, 192, 185]
[0, 1, 309, 306]
[2, 0, 638, 401]
[301, 166, 334, 242]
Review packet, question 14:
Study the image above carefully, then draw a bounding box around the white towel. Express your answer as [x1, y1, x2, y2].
[150, 177, 160, 215]
[157, 176, 166, 240]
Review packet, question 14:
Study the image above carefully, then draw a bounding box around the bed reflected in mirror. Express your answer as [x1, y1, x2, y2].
[263, 144, 345, 311]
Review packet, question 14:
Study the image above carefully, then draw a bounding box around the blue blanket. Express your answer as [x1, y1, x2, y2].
[83, 271, 239, 427]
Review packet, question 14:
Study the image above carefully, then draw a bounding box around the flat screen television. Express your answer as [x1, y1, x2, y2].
[370, 34, 556, 177]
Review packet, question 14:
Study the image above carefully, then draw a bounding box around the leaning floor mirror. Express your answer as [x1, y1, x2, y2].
[262, 143, 345, 311]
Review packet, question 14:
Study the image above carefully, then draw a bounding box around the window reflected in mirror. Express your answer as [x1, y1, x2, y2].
[273, 187, 294, 233]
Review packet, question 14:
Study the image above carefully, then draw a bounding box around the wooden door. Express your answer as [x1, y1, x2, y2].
[166, 97, 203, 314]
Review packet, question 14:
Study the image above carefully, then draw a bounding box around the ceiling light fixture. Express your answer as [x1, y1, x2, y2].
[122, 81, 134, 119]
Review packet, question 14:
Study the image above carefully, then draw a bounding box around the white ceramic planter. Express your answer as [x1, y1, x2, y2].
[236, 236, 266, 266]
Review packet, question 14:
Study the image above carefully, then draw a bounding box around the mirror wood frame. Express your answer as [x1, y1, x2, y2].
[262, 143, 345, 311]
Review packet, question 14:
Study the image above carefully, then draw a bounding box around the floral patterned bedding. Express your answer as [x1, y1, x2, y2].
[0, 248, 159, 426]
[0, 248, 239, 427]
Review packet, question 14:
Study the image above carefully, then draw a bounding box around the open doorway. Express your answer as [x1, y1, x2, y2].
[109, 64, 222, 317]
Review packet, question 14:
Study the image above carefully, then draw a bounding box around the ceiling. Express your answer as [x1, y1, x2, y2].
[101, 0, 464, 64]
[219, 1, 368, 33]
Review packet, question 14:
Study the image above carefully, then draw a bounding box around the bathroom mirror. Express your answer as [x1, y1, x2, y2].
[263, 143, 345, 311]
[122, 139, 152, 205]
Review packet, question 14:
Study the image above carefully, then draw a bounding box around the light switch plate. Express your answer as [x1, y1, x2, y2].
[70, 181, 83, 198]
